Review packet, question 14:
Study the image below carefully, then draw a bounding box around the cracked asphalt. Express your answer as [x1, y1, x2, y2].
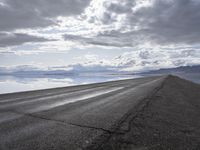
[0, 75, 200, 150]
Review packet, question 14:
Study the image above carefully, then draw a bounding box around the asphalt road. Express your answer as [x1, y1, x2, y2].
[1, 75, 200, 150]
[0, 76, 165, 150]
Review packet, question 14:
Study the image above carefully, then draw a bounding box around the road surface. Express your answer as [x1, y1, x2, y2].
[0, 75, 200, 150]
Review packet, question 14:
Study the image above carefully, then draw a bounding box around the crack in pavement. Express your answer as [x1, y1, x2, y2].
[68, 123, 124, 135]
[117, 77, 165, 132]
[116, 78, 166, 133]
[7, 110, 124, 135]
[85, 77, 167, 150]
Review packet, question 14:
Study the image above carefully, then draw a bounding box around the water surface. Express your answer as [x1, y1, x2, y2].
[0, 75, 141, 94]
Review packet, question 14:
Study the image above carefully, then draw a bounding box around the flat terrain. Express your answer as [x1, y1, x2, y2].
[0, 75, 200, 150]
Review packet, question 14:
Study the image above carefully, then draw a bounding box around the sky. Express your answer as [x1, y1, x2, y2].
[0, 0, 200, 72]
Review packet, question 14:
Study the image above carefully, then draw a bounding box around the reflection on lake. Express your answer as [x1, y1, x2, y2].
[0, 75, 141, 94]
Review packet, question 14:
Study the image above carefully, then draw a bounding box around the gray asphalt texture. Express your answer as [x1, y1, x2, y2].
[0, 75, 200, 150]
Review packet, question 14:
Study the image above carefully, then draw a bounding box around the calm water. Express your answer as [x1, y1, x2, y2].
[0, 75, 141, 94]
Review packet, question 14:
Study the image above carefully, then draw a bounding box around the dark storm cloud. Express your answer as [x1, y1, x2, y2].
[0, 0, 91, 31]
[0, 33, 52, 47]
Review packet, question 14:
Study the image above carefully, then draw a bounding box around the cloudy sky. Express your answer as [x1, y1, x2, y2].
[0, 0, 200, 72]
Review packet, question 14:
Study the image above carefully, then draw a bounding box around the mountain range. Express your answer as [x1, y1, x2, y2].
[140, 65, 200, 83]
[0, 65, 199, 83]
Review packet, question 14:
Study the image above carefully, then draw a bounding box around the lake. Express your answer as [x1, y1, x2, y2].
[0, 75, 141, 94]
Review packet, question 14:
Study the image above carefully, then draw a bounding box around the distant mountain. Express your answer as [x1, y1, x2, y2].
[0, 65, 74, 77]
[141, 65, 200, 74]
[139, 65, 200, 83]
[0, 64, 125, 78]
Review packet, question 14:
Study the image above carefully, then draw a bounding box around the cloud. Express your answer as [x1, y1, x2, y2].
[0, 32, 52, 47]
[63, 48, 200, 72]
[131, 0, 200, 45]
[113, 48, 200, 71]
[0, 0, 91, 32]
[1, 47, 199, 74]
[64, 0, 200, 47]
[1, 48, 199, 74]
[63, 31, 139, 47]
[2, 0, 200, 49]
[0, 0, 199, 70]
